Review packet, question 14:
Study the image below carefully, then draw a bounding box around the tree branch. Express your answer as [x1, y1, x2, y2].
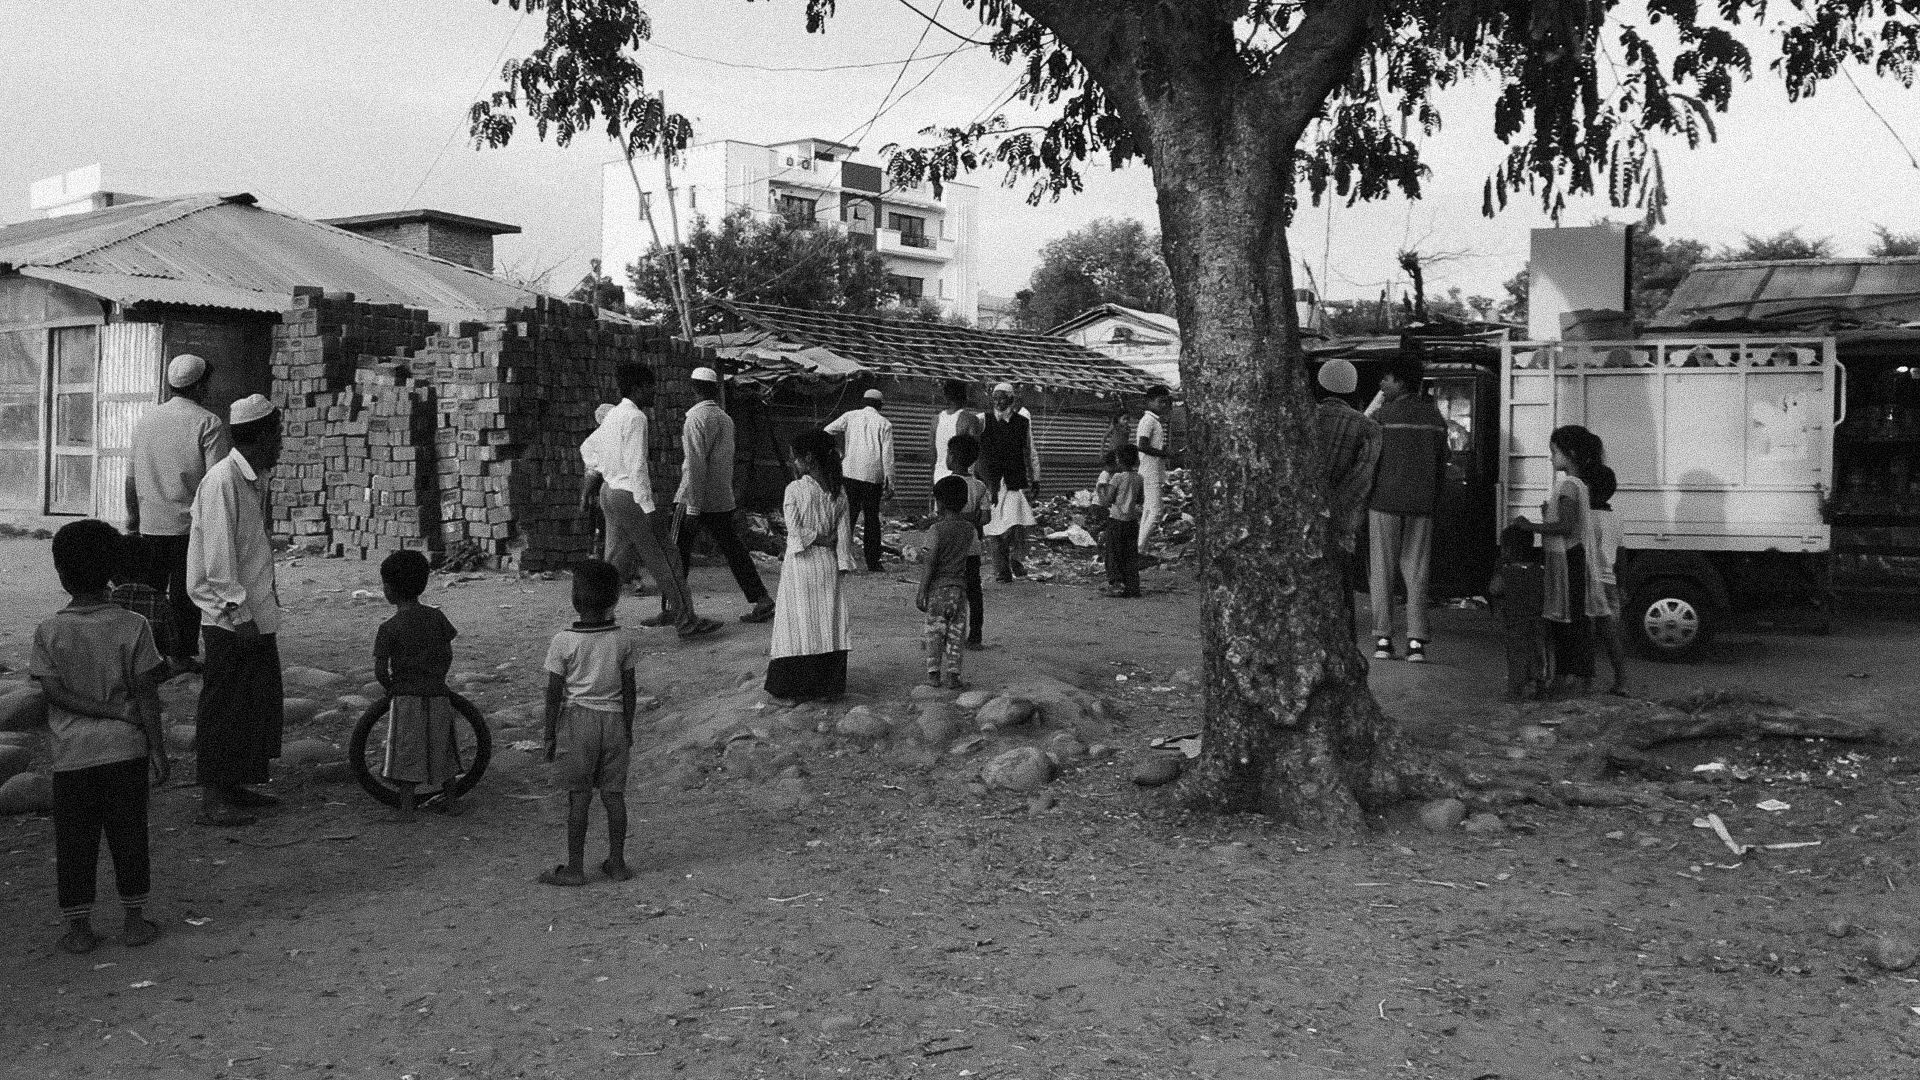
[1261, 0, 1383, 138]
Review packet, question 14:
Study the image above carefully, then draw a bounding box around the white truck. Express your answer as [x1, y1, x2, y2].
[1500, 335, 1841, 658]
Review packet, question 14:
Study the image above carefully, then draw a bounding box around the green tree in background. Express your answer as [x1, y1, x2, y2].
[1870, 225, 1920, 258]
[627, 209, 896, 335]
[1719, 228, 1834, 263]
[1016, 217, 1173, 331]
[1632, 228, 1709, 323]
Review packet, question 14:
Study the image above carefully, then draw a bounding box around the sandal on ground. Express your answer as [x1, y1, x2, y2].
[677, 618, 725, 640]
[1372, 637, 1394, 660]
[1406, 639, 1428, 664]
[638, 612, 675, 628]
[740, 600, 776, 624]
[537, 865, 586, 887]
[600, 858, 635, 882]
[58, 926, 99, 954]
[123, 916, 161, 947]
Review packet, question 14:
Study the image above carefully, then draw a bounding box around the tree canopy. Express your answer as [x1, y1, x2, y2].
[1718, 228, 1835, 263]
[628, 208, 897, 335]
[1016, 217, 1173, 330]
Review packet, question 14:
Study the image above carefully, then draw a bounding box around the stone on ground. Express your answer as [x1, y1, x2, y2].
[1872, 933, 1919, 972]
[0, 744, 31, 783]
[835, 706, 891, 741]
[281, 737, 340, 766]
[310, 760, 353, 784]
[1130, 755, 1183, 786]
[283, 666, 347, 692]
[1045, 732, 1087, 763]
[0, 771, 53, 814]
[337, 694, 375, 714]
[975, 696, 1037, 731]
[955, 690, 994, 709]
[910, 683, 955, 702]
[0, 686, 47, 732]
[282, 698, 325, 724]
[982, 747, 1053, 792]
[914, 704, 966, 746]
[1419, 798, 1469, 832]
[1462, 811, 1508, 836]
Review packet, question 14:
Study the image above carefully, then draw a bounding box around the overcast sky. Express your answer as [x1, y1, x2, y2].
[8, 0, 1920, 308]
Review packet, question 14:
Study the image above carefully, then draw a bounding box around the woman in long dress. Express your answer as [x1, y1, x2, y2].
[765, 429, 856, 702]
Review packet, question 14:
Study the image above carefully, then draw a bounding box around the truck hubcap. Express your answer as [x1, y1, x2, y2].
[1643, 598, 1699, 649]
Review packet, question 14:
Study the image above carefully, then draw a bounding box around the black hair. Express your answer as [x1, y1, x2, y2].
[230, 411, 281, 446]
[791, 429, 845, 499]
[617, 363, 655, 399]
[1383, 357, 1425, 391]
[1500, 523, 1538, 561]
[380, 549, 431, 601]
[933, 475, 969, 512]
[52, 519, 122, 595]
[946, 432, 980, 471]
[1145, 384, 1172, 402]
[943, 379, 969, 405]
[571, 559, 621, 616]
[1587, 463, 1618, 509]
[1113, 443, 1140, 469]
[1549, 425, 1605, 481]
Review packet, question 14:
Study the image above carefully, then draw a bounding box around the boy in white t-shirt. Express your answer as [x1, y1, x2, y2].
[1135, 385, 1175, 548]
[540, 560, 641, 887]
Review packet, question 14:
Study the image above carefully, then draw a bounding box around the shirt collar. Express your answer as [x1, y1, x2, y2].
[227, 447, 258, 482]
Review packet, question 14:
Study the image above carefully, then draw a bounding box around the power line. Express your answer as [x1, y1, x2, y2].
[891, 0, 989, 44]
[401, 7, 529, 209]
[1842, 66, 1920, 171]
[639, 38, 979, 72]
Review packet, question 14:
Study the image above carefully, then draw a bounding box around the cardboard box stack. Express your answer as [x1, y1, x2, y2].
[268, 290, 687, 570]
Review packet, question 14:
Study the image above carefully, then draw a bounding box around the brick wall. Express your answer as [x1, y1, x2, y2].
[269, 289, 692, 570]
[332, 220, 496, 272]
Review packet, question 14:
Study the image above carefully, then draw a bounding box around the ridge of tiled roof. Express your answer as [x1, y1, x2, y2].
[719, 300, 1160, 395]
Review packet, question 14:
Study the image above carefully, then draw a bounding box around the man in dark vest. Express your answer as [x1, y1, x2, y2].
[979, 381, 1040, 582]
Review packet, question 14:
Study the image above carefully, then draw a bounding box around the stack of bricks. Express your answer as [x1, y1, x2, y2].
[266, 290, 688, 570]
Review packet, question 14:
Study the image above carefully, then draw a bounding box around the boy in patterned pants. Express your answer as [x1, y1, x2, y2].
[917, 477, 975, 690]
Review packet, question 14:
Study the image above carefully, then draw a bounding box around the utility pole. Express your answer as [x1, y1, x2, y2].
[622, 149, 686, 333]
[658, 94, 698, 347]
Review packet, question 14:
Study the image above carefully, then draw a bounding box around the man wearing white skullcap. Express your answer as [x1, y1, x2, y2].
[127, 354, 232, 677]
[1313, 359, 1381, 633]
[823, 386, 895, 571]
[674, 367, 774, 622]
[186, 394, 286, 826]
[979, 382, 1039, 581]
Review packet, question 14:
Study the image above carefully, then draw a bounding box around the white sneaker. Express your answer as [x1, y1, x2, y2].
[1372, 637, 1393, 660]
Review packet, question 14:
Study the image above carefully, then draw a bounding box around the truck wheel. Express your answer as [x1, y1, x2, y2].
[1631, 578, 1715, 661]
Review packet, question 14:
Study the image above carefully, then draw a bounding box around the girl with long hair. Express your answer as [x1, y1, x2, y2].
[764, 429, 856, 702]
[1514, 425, 1615, 694]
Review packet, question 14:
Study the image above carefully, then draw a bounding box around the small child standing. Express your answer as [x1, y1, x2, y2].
[918, 476, 976, 690]
[541, 559, 640, 887]
[1097, 444, 1144, 598]
[946, 434, 990, 649]
[1587, 465, 1631, 695]
[373, 550, 463, 822]
[1487, 523, 1550, 701]
[32, 520, 169, 954]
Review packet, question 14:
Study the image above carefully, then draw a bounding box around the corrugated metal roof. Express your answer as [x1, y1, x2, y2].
[1650, 257, 1920, 329]
[719, 300, 1157, 396]
[0, 193, 555, 319]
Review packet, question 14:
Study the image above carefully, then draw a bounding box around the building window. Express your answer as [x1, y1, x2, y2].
[777, 194, 818, 228]
[48, 325, 97, 515]
[839, 201, 869, 223]
[688, 186, 696, 210]
[887, 274, 925, 301]
[887, 212, 925, 235]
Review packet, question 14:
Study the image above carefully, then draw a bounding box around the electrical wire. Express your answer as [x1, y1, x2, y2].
[1841, 66, 1920, 170]
[639, 38, 979, 72]
[402, 6, 529, 209]
[891, 0, 990, 44]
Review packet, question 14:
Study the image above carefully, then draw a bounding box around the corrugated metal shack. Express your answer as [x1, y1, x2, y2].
[695, 300, 1162, 512]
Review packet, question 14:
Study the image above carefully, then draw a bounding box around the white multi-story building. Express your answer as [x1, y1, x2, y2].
[602, 137, 981, 323]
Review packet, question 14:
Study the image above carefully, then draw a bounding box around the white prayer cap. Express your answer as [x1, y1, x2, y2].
[992, 382, 1014, 394]
[1317, 359, 1358, 395]
[167, 354, 208, 389]
[863, 388, 884, 401]
[594, 403, 615, 424]
[691, 366, 719, 383]
[229, 393, 277, 427]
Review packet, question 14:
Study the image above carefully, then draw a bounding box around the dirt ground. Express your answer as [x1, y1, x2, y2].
[4, 532, 1920, 1080]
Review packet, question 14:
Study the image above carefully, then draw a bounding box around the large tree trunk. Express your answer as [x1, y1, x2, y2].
[1149, 79, 1457, 830]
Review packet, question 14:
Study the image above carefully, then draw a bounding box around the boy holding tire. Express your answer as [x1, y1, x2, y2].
[373, 550, 463, 822]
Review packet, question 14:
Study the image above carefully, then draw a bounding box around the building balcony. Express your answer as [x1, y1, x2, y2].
[882, 182, 945, 209]
[877, 228, 952, 262]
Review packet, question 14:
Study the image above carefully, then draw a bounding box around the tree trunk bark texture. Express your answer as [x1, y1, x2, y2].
[1146, 77, 1457, 830]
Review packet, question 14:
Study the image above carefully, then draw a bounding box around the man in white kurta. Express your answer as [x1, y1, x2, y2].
[1135, 385, 1175, 548]
[824, 389, 895, 571]
[186, 394, 285, 827]
[127, 354, 231, 675]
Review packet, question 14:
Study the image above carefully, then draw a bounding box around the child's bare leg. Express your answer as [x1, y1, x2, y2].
[600, 791, 633, 880]
[1597, 614, 1631, 693]
[122, 904, 159, 947]
[59, 916, 98, 954]
[383, 781, 418, 823]
[538, 792, 592, 886]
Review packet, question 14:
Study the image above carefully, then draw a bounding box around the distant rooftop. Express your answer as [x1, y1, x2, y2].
[320, 209, 521, 235]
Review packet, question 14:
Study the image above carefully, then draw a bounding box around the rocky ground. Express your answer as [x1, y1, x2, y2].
[2, 534, 1920, 1079]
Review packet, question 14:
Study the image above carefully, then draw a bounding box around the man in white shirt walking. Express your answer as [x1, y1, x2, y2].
[580, 365, 722, 640]
[187, 395, 285, 827]
[127, 354, 231, 677]
[824, 388, 894, 571]
[674, 367, 775, 624]
[1135, 385, 1176, 549]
